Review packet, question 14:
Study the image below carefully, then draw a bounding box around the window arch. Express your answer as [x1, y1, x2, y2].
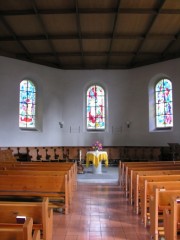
[86, 84, 105, 130]
[19, 80, 36, 129]
[155, 78, 173, 128]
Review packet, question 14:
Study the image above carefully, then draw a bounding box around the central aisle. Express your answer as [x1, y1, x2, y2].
[77, 166, 119, 184]
[53, 183, 150, 240]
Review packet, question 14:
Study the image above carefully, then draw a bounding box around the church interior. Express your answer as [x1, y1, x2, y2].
[0, 0, 180, 239]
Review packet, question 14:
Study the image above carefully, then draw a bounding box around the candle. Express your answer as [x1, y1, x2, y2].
[79, 150, 82, 161]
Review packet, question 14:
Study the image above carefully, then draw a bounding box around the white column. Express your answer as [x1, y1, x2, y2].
[93, 161, 102, 174]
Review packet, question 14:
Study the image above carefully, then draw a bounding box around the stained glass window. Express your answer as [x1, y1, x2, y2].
[19, 80, 36, 129]
[86, 85, 105, 130]
[155, 79, 173, 128]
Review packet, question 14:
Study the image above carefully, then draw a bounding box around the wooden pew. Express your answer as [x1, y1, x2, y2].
[0, 197, 52, 240]
[119, 160, 180, 188]
[28, 148, 39, 162]
[124, 162, 180, 193]
[0, 174, 69, 214]
[120, 161, 163, 192]
[0, 149, 17, 162]
[0, 217, 41, 240]
[134, 173, 180, 215]
[163, 198, 180, 240]
[0, 161, 77, 191]
[0, 169, 73, 207]
[140, 181, 180, 227]
[46, 148, 56, 161]
[128, 166, 180, 202]
[163, 197, 180, 240]
[4, 162, 77, 192]
[163, 208, 171, 240]
[149, 188, 180, 240]
[0, 162, 77, 214]
[37, 147, 48, 162]
[54, 147, 64, 161]
[0, 161, 77, 189]
[68, 147, 79, 162]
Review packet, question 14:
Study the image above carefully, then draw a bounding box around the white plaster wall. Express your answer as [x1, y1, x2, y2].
[0, 56, 180, 147]
[127, 59, 180, 146]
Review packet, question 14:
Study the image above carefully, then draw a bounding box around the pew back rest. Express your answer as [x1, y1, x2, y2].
[146, 181, 180, 194]
[139, 174, 180, 187]
[0, 217, 41, 240]
[0, 197, 53, 240]
[0, 174, 67, 192]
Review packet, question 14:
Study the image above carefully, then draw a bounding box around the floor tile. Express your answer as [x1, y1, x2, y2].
[53, 181, 151, 240]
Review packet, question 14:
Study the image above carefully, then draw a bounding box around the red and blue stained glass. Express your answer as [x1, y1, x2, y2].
[87, 85, 105, 130]
[19, 80, 36, 128]
[155, 79, 173, 128]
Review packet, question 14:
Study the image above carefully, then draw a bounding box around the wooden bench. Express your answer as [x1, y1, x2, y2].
[163, 196, 180, 240]
[0, 149, 17, 162]
[140, 181, 180, 227]
[128, 166, 180, 202]
[134, 173, 180, 215]
[0, 197, 52, 240]
[0, 217, 41, 240]
[149, 188, 180, 240]
[119, 160, 180, 185]
[0, 162, 77, 192]
[0, 174, 69, 214]
[125, 162, 180, 192]
[0, 169, 73, 207]
[0, 161, 77, 192]
[119, 160, 180, 189]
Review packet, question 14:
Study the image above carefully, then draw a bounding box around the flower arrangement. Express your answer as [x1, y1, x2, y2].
[92, 141, 103, 151]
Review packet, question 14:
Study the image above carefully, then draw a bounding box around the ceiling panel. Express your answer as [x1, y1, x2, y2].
[0, 0, 179, 69]
[150, 14, 180, 35]
[78, 0, 118, 9]
[80, 14, 115, 34]
[82, 39, 110, 52]
[116, 14, 152, 35]
[52, 39, 80, 52]
[111, 39, 141, 52]
[140, 39, 171, 53]
[41, 14, 77, 35]
[22, 40, 52, 53]
[3, 16, 44, 35]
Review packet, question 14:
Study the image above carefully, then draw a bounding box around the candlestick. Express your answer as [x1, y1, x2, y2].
[79, 150, 82, 162]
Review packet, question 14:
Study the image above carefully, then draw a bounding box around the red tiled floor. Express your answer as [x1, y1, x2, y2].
[53, 183, 150, 240]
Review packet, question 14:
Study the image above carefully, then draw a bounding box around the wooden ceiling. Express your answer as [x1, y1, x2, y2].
[0, 0, 180, 70]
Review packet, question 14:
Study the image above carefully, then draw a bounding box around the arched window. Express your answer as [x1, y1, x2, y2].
[86, 85, 105, 130]
[19, 80, 36, 129]
[155, 78, 173, 128]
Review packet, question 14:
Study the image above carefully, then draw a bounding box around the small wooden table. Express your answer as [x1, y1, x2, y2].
[86, 151, 108, 174]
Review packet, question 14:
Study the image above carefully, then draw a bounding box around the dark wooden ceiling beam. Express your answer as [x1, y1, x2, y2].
[16, 51, 164, 58]
[0, 16, 31, 60]
[30, 0, 61, 68]
[1, 8, 180, 15]
[62, 63, 128, 70]
[130, 0, 167, 67]
[132, 52, 180, 68]
[106, 0, 122, 67]
[15, 53, 180, 70]
[75, 0, 84, 67]
[161, 30, 180, 58]
[0, 33, 176, 41]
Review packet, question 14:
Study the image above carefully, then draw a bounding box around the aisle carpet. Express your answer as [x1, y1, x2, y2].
[77, 165, 119, 184]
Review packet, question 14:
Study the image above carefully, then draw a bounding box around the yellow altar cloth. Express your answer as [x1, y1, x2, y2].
[86, 151, 108, 168]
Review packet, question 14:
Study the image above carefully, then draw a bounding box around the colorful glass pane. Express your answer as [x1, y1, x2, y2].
[19, 80, 36, 128]
[87, 85, 105, 130]
[155, 79, 173, 128]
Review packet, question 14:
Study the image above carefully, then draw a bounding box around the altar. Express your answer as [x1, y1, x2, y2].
[86, 151, 108, 174]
